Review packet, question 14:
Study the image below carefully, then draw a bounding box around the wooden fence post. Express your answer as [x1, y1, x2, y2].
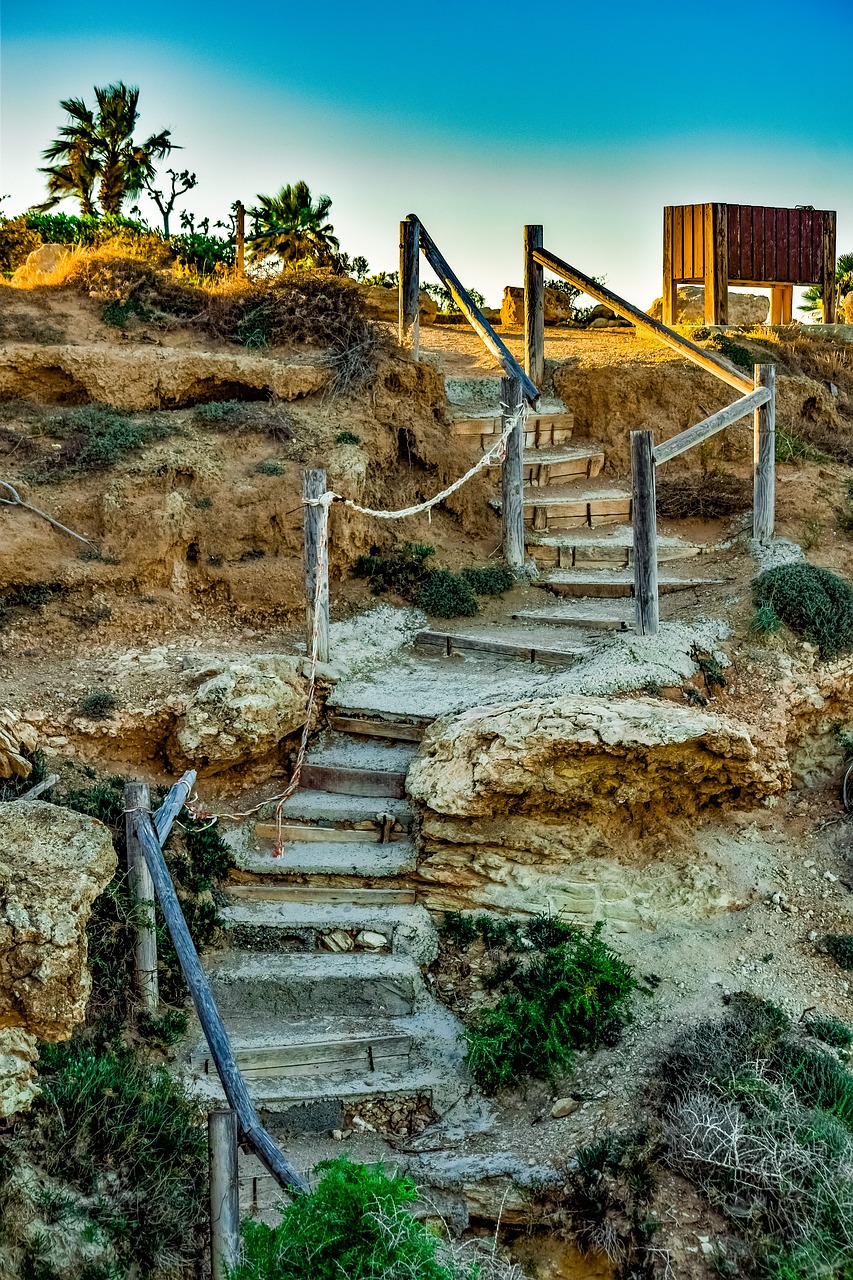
[209, 1109, 240, 1280]
[235, 202, 245, 276]
[523, 225, 544, 390]
[303, 469, 330, 664]
[501, 375, 525, 569]
[124, 781, 158, 1013]
[631, 430, 659, 636]
[753, 364, 776, 541]
[399, 217, 420, 356]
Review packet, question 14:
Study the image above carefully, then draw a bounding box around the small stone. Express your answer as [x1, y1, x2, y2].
[356, 930, 389, 951]
[550, 1098, 580, 1119]
[331, 1129, 343, 1141]
[319, 929, 354, 953]
[824, 871, 838, 882]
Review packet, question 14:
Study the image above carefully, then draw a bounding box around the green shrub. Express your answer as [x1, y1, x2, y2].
[31, 405, 172, 480]
[137, 1008, 189, 1047]
[102, 294, 148, 328]
[706, 331, 755, 373]
[750, 601, 782, 636]
[753, 563, 853, 657]
[464, 920, 638, 1092]
[417, 569, 478, 618]
[826, 934, 853, 969]
[79, 689, 117, 719]
[461, 565, 515, 596]
[255, 459, 285, 476]
[354, 542, 435, 597]
[335, 430, 361, 445]
[803, 1015, 853, 1050]
[230, 1157, 458, 1280]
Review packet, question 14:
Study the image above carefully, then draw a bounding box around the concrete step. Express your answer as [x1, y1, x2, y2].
[218, 897, 437, 963]
[537, 569, 722, 599]
[280, 789, 413, 832]
[486, 443, 604, 485]
[525, 528, 706, 569]
[204, 951, 423, 1018]
[413, 625, 589, 668]
[234, 836, 417, 878]
[523, 481, 632, 530]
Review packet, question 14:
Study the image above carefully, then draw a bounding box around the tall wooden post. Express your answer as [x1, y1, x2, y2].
[822, 211, 837, 324]
[124, 781, 158, 1013]
[303, 469, 330, 664]
[501, 374, 525, 569]
[399, 217, 420, 356]
[770, 287, 783, 326]
[703, 202, 728, 326]
[523, 225, 544, 390]
[631, 430, 659, 636]
[209, 1109, 240, 1280]
[662, 206, 676, 327]
[753, 364, 775, 541]
[235, 202, 245, 276]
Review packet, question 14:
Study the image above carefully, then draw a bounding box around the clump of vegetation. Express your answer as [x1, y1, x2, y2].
[0, 581, 66, 616]
[417, 569, 478, 618]
[335, 430, 361, 445]
[803, 1014, 853, 1050]
[79, 689, 118, 719]
[655, 995, 853, 1280]
[775, 425, 830, 464]
[436, 914, 639, 1093]
[655, 468, 751, 520]
[193, 398, 293, 442]
[690, 645, 727, 691]
[232, 1156, 487, 1280]
[825, 935, 853, 969]
[29, 404, 172, 480]
[256, 459, 285, 476]
[750, 600, 783, 637]
[753, 563, 853, 658]
[704, 331, 756, 373]
[355, 542, 435, 597]
[461, 565, 515, 595]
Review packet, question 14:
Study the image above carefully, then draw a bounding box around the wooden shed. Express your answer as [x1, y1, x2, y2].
[663, 202, 837, 326]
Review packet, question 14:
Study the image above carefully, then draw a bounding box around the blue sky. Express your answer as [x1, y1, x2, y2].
[3, 0, 851, 306]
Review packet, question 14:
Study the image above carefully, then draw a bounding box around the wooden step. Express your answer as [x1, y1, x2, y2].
[513, 605, 634, 632]
[328, 713, 426, 742]
[256, 822, 406, 846]
[413, 628, 585, 668]
[193, 1032, 413, 1081]
[486, 444, 604, 485]
[298, 762, 407, 799]
[538, 571, 721, 600]
[224, 885, 418, 906]
[524, 484, 632, 530]
[451, 410, 574, 450]
[525, 530, 705, 570]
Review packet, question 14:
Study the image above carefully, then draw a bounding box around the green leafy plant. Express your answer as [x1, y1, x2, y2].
[230, 1157, 462, 1280]
[354, 542, 435, 597]
[335, 430, 361, 445]
[79, 689, 118, 719]
[461, 565, 515, 595]
[691, 645, 727, 690]
[775, 426, 830, 464]
[826, 935, 853, 969]
[255, 459, 284, 476]
[753, 563, 853, 658]
[31, 405, 171, 480]
[417, 569, 478, 618]
[750, 600, 782, 637]
[101, 293, 148, 328]
[803, 1015, 853, 1051]
[705, 331, 755, 373]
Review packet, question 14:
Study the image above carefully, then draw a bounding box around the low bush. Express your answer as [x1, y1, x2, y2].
[753, 563, 853, 658]
[256, 459, 285, 475]
[354, 542, 435, 597]
[335, 430, 361, 445]
[804, 1015, 853, 1050]
[193, 399, 293, 442]
[826, 934, 853, 969]
[775, 426, 830, 464]
[461, 565, 515, 595]
[417, 568, 478, 618]
[750, 600, 783, 637]
[29, 405, 172, 480]
[79, 689, 118, 719]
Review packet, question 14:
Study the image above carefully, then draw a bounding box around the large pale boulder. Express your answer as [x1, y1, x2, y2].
[0, 801, 117, 1114]
[407, 695, 785, 925]
[168, 653, 309, 774]
[647, 286, 769, 326]
[500, 286, 573, 328]
[360, 285, 437, 325]
[11, 242, 70, 287]
[0, 709, 39, 780]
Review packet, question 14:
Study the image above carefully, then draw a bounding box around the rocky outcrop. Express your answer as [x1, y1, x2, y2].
[360, 285, 437, 325]
[500, 286, 573, 328]
[0, 711, 39, 780]
[0, 801, 116, 1114]
[647, 287, 769, 326]
[408, 695, 786, 923]
[167, 653, 309, 774]
[0, 343, 327, 410]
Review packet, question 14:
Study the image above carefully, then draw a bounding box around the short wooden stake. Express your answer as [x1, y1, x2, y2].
[523, 225, 544, 390]
[124, 781, 158, 1013]
[303, 469, 330, 664]
[753, 364, 776, 541]
[209, 1109, 240, 1280]
[235, 202, 245, 276]
[501, 375, 525, 569]
[631, 430, 659, 636]
[399, 217, 420, 356]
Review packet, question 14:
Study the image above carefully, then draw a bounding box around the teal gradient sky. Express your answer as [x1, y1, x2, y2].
[3, 0, 852, 306]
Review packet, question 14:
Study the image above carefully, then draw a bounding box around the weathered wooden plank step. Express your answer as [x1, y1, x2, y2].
[297, 762, 407, 799]
[328, 713, 427, 742]
[282, 790, 411, 829]
[525, 529, 705, 569]
[224, 884, 417, 907]
[256, 822, 406, 846]
[486, 443, 605, 485]
[413, 628, 587, 668]
[538, 570, 722, 600]
[513, 603, 635, 632]
[523, 482, 632, 530]
[193, 1032, 413, 1080]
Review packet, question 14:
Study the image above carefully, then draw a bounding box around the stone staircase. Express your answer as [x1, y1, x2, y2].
[182, 717, 485, 1144]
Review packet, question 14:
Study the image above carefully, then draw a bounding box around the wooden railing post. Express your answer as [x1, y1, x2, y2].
[124, 781, 158, 1013]
[753, 364, 776, 541]
[235, 202, 245, 276]
[399, 217, 420, 356]
[209, 1109, 240, 1280]
[303, 469, 330, 664]
[501, 375, 525, 569]
[631, 430, 659, 636]
[524, 225, 544, 389]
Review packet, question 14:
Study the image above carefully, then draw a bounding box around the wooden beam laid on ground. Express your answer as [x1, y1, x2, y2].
[124, 781, 158, 1013]
[753, 364, 776, 541]
[653, 388, 770, 466]
[501, 374, 525, 569]
[303, 469, 330, 665]
[399, 217, 420, 355]
[130, 775, 308, 1196]
[532, 246, 754, 392]
[524, 224, 545, 389]
[704, 202, 728, 326]
[255, 822, 403, 845]
[631, 430, 659, 636]
[298, 762, 407, 799]
[411, 214, 540, 406]
[209, 1109, 240, 1280]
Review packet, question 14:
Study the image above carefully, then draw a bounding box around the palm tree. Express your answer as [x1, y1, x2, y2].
[247, 182, 340, 267]
[39, 82, 174, 216]
[800, 252, 853, 315]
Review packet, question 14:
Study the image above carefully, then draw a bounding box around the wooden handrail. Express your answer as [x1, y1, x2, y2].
[532, 247, 754, 394]
[653, 387, 770, 466]
[409, 215, 540, 407]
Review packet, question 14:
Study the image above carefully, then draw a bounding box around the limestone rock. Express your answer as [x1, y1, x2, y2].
[0, 709, 39, 780]
[647, 287, 769, 326]
[500, 286, 573, 328]
[168, 654, 308, 774]
[0, 800, 117, 1115]
[842, 293, 853, 325]
[551, 1097, 579, 1118]
[11, 243, 70, 287]
[360, 285, 437, 325]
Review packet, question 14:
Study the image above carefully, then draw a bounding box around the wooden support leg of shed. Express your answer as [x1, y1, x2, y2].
[781, 286, 793, 325]
[770, 287, 783, 326]
[822, 211, 837, 324]
[662, 207, 676, 327]
[703, 202, 728, 326]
